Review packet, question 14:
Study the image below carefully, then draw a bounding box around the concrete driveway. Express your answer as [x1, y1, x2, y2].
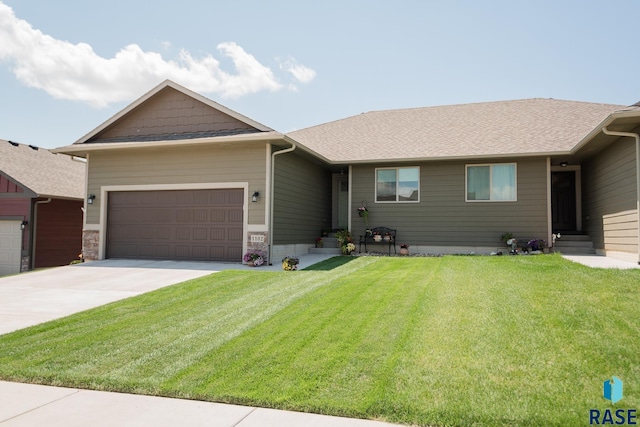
[0, 259, 223, 335]
[0, 254, 335, 336]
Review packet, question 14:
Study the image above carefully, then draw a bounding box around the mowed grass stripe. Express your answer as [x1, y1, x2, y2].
[0, 255, 638, 426]
[163, 257, 444, 416]
[0, 265, 362, 390]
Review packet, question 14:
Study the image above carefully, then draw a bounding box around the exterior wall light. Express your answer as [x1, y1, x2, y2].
[20, 220, 28, 230]
[252, 191, 260, 203]
[559, 162, 569, 167]
[87, 194, 96, 205]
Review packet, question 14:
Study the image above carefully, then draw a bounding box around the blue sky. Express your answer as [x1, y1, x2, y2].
[1, 0, 639, 149]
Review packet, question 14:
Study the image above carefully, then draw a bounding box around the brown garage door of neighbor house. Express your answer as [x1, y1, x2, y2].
[107, 189, 244, 262]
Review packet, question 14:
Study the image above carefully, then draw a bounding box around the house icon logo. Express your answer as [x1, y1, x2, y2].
[604, 376, 623, 404]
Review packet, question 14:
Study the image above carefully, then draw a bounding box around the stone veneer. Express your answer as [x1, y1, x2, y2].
[83, 230, 100, 261]
[246, 232, 269, 264]
[20, 256, 30, 272]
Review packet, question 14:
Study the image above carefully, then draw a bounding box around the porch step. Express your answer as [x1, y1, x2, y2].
[308, 247, 342, 255]
[309, 236, 341, 255]
[554, 234, 596, 255]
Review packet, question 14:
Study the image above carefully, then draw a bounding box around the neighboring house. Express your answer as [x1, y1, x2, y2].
[54, 80, 640, 264]
[0, 141, 85, 275]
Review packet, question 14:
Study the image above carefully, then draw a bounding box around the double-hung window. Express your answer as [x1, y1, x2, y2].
[376, 167, 420, 202]
[466, 163, 516, 201]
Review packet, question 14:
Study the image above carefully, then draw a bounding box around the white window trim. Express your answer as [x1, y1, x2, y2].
[465, 163, 517, 202]
[375, 166, 420, 203]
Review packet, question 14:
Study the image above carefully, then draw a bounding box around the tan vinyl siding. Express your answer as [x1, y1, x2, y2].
[583, 138, 638, 255]
[351, 158, 548, 247]
[273, 152, 332, 244]
[95, 87, 254, 142]
[86, 144, 266, 224]
[602, 210, 638, 252]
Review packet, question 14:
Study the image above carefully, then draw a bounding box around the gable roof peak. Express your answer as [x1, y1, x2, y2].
[73, 79, 273, 145]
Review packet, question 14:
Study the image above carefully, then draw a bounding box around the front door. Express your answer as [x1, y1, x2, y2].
[552, 171, 577, 232]
[336, 178, 349, 229]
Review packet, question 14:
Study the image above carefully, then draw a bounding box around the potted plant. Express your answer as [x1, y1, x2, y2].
[343, 242, 356, 255]
[399, 243, 409, 255]
[373, 230, 382, 242]
[335, 229, 354, 253]
[357, 205, 369, 226]
[501, 232, 513, 245]
[527, 238, 547, 253]
[315, 237, 324, 248]
[243, 250, 266, 267]
[282, 256, 299, 271]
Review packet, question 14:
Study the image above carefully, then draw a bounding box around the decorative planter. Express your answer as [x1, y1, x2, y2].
[383, 235, 391, 242]
[282, 256, 299, 271]
[246, 261, 256, 267]
[373, 235, 382, 242]
[400, 248, 409, 255]
[316, 242, 323, 248]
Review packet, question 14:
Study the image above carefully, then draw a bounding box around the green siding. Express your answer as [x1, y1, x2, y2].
[583, 138, 638, 254]
[351, 158, 548, 247]
[273, 152, 332, 245]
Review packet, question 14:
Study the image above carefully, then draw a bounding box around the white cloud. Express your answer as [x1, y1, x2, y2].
[279, 57, 317, 84]
[0, 2, 315, 107]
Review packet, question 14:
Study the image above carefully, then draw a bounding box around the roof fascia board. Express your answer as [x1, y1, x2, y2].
[54, 131, 285, 155]
[282, 135, 333, 165]
[570, 109, 640, 154]
[324, 151, 573, 165]
[0, 171, 37, 198]
[73, 80, 272, 145]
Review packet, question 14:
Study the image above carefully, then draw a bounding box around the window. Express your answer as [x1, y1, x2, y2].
[376, 167, 419, 202]
[466, 163, 516, 201]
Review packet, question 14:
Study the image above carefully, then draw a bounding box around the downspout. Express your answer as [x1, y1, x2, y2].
[602, 126, 640, 264]
[269, 139, 297, 264]
[32, 198, 52, 268]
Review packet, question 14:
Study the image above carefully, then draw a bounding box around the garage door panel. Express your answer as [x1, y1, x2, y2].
[209, 209, 226, 222]
[193, 228, 208, 240]
[194, 209, 209, 222]
[229, 209, 243, 223]
[228, 191, 244, 205]
[0, 221, 22, 276]
[210, 191, 227, 204]
[107, 189, 244, 262]
[228, 246, 243, 260]
[176, 228, 190, 240]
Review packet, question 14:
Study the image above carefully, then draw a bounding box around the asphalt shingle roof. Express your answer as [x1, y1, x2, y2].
[288, 98, 629, 162]
[0, 140, 85, 199]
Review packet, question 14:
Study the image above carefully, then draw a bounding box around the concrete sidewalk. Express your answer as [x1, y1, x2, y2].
[0, 382, 401, 427]
[561, 254, 640, 269]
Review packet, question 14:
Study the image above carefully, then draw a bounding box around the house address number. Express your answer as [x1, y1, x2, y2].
[251, 235, 265, 243]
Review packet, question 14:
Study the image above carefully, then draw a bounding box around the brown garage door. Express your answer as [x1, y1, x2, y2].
[107, 189, 243, 262]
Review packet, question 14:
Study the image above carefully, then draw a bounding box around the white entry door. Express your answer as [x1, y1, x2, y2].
[0, 220, 22, 276]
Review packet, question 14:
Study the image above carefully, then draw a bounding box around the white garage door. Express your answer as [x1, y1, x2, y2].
[0, 220, 22, 276]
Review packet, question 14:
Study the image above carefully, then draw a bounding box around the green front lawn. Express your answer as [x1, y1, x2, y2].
[0, 255, 638, 426]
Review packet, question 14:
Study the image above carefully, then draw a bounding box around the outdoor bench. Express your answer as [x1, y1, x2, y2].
[359, 227, 396, 255]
